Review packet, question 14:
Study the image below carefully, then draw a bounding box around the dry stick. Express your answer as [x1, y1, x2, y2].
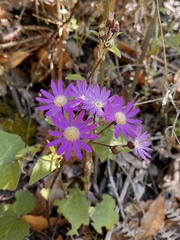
[127, 15, 157, 102]
[83, 151, 93, 194]
[117, 161, 145, 216]
[156, 0, 168, 88]
[45, 160, 65, 234]
[56, 0, 63, 80]
[107, 160, 125, 219]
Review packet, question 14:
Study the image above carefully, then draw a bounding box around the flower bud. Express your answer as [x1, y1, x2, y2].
[127, 141, 135, 149]
[99, 30, 106, 40]
[111, 21, 119, 34]
[105, 19, 114, 29]
[110, 145, 122, 155]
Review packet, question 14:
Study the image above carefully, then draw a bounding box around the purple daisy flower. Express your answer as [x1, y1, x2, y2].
[104, 95, 142, 138]
[128, 125, 152, 162]
[71, 79, 91, 102]
[36, 79, 73, 116]
[70, 79, 93, 110]
[81, 84, 112, 117]
[47, 110, 98, 160]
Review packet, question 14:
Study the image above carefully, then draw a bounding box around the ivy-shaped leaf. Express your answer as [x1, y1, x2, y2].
[54, 184, 90, 235]
[65, 74, 84, 81]
[13, 191, 36, 216]
[107, 45, 121, 58]
[92, 125, 129, 162]
[29, 149, 60, 185]
[0, 191, 36, 240]
[89, 194, 118, 234]
[0, 130, 25, 190]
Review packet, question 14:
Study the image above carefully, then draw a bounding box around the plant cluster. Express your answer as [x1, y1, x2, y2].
[36, 79, 152, 162]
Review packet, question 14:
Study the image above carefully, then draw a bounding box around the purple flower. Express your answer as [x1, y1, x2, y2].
[71, 79, 91, 102]
[70, 79, 93, 110]
[47, 110, 98, 160]
[104, 96, 142, 138]
[129, 125, 152, 162]
[81, 84, 112, 117]
[36, 80, 72, 116]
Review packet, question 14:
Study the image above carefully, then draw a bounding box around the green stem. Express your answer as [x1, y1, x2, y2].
[90, 141, 111, 148]
[97, 121, 115, 135]
[87, 50, 107, 82]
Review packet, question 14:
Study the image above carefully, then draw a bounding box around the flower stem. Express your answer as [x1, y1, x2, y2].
[90, 141, 111, 148]
[97, 121, 115, 135]
[87, 50, 107, 83]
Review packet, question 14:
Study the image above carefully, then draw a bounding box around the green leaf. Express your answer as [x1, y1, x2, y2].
[92, 125, 129, 162]
[0, 191, 36, 240]
[0, 161, 22, 190]
[0, 213, 29, 240]
[65, 74, 84, 81]
[115, 31, 123, 37]
[92, 144, 115, 161]
[29, 153, 60, 185]
[90, 194, 118, 233]
[16, 146, 39, 161]
[40, 188, 51, 200]
[13, 191, 36, 216]
[54, 185, 90, 235]
[107, 45, 121, 58]
[0, 131, 25, 190]
[0, 130, 25, 163]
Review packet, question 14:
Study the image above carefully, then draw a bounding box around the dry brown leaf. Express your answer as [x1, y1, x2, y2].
[31, 173, 64, 216]
[135, 195, 165, 240]
[174, 68, 180, 92]
[6, 51, 30, 68]
[56, 235, 63, 240]
[111, 233, 129, 240]
[23, 215, 67, 231]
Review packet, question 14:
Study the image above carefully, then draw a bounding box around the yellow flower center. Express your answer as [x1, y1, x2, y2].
[115, 112, 126, 125]
[94, 101, 103, 109]
[134, 139, 139, 148]
[54, 95, 67, 107]
[64, 126, 80, 142]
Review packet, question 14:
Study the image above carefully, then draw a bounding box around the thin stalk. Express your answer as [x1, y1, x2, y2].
[87, 50, 107, 82]
[97, 121, 114, 135]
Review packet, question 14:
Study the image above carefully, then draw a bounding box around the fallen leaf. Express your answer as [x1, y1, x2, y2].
[56, 235, 63, 240]
[23, 215, 67, 231]
[174, 68, 180, 92]
[135, 195, 165, 240]
[7, 51, 30, 68]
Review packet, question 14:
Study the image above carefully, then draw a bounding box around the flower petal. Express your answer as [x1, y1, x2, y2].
[51, 80, 58, 96]
[40, 89, 54, 99]
[73, 141, 82, 159]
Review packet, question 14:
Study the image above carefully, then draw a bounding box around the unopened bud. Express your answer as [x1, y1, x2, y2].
[99, 30, 106, 39]
[127, 141, 135, 149]
[110, 145, 122, 155]
[105, 19, 114, 29]
[99, 23, 105, 31]
[111, 21, 119, 34]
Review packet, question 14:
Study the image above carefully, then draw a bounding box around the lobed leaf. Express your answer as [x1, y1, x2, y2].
[0, 130, 25, 190]
[89, 194, 118, 234]
[54, 184, 90, 235]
